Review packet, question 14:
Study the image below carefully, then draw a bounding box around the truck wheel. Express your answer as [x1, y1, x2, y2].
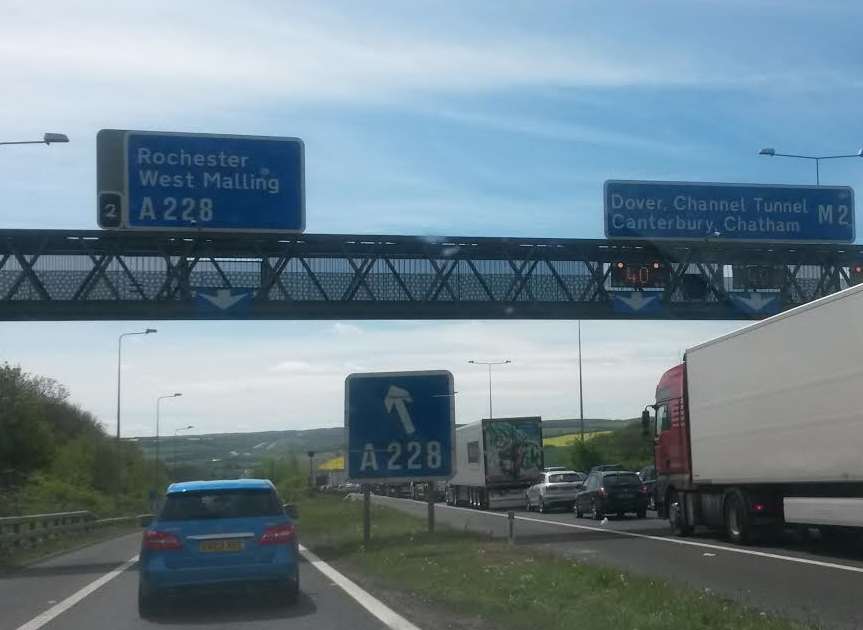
[637, 508, 647, 519]
[575, 503, 583, 518]
[538, 498, 546, 513]
[724, 490, 753, 545]
[478, 489, 489, 510]
[668, 490, 693, 536]
[592, 500, 604, 521]
[525, 494, 532, 511]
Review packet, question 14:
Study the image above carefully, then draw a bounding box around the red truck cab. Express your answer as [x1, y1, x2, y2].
[650, 363, 691, 520]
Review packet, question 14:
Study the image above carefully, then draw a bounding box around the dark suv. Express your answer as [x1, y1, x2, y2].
[575, 470, 649, 520]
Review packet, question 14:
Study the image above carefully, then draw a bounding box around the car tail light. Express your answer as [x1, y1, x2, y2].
[752, 502, 766, 513]
[259, 522, 297, 545]
[598, 487, 607, 497]
[641, 485, 649, 494]
[143, 530, 182, 551]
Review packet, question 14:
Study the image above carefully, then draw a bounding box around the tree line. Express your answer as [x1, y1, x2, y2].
[0, 363, 154, 516]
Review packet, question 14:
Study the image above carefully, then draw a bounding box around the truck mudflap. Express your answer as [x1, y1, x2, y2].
[488, 488, 530, 510]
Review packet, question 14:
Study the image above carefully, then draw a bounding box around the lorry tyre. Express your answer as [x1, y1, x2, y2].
[668, 490, 693, 536]
[575, 503, 583, 518]
[538, 498, 546, 513]
[525, 494, 532, 511]
[592, 500, 604, 521]
[637, 507, 647, 519]
[479, 489, 489, 510]
[724, 490, 753, 545]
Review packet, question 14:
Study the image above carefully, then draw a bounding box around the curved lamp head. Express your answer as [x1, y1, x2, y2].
[43, 133, 69, 144]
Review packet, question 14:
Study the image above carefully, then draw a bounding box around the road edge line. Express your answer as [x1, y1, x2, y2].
[373, 495, 863, 575]
[15, 555, 139, 630]
[299, 544, 422, 630]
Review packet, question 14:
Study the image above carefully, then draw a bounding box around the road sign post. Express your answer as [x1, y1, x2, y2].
[363, 485, 371, 545]
[346, 370, 455, 541]
[605, 180, 854, 243]
[97, 129, 304, 233]
[427, 484, 435, 533]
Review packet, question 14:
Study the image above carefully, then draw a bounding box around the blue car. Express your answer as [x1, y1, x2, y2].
[138, 479, 299, 617]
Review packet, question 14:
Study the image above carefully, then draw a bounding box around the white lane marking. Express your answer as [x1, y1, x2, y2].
[15, 555, 138, 630]
[299, 545, 422, 630]
[374, 495, 863, 575]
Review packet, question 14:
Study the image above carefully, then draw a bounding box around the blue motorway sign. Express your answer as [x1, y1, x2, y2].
[605, 180, 854, 243]
[97, 129, 304, 232]
[345, 370, 455, 483]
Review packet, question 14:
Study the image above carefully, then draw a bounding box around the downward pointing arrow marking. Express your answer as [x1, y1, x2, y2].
[384, 385, 415, 435]
[733, 293, 776, 312]
[197, 289, 248, 310]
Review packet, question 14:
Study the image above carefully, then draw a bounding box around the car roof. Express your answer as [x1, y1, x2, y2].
[166, 479, 275, 494]
[600, 470, 638, 476]
[546, 470, 578, 476]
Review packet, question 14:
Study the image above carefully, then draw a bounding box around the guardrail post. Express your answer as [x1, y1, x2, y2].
[507, 511, 515, 545]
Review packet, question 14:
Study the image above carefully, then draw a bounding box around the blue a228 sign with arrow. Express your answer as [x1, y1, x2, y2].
[345, 370, 455, 483]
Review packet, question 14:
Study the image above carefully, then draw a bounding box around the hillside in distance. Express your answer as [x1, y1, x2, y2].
[129, 418, 633, 471]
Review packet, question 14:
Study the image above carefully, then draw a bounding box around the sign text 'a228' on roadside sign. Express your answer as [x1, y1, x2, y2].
[345, 370, 455, 483]
[604, 180, 854, 243]
[97, 129, 304, 233]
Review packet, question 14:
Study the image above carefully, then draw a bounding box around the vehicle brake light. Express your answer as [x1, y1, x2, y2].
[640, 485, 649, 494]
[259, 522, 297, 545]
[598, 487, 607, 497]
[752, 502, 766, 513]
[143, 530, 182, 551]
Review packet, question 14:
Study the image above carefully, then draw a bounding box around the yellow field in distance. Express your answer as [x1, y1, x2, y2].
[542, 431, 611, 447]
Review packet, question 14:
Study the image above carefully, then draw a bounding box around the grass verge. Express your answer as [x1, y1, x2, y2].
[299, 495, 811, 630]
[0, 525, 140, 569]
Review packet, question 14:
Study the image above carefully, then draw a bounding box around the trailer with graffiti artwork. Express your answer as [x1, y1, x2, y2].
[446, 417, 544, 509]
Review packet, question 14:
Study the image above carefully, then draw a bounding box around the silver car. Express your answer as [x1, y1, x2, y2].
[525, 470, 586, 513]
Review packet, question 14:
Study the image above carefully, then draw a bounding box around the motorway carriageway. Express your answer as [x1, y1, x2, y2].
[373, 494, 863, 630]
[1, 532, 420, 630]
[5, 498, 863, 630]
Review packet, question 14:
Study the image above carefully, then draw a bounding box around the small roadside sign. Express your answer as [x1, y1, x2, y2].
[345, 370, 455, 483]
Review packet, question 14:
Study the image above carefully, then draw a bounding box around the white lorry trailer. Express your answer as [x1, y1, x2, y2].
[648, 282, 863, 543]
[446, 417, 544, 509]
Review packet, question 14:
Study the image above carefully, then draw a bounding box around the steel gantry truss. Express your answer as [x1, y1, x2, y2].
[0, 229, 861, 321]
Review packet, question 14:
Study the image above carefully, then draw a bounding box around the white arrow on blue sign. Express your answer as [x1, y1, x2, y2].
[729, 292, 780, 316]
[345, 370, 455, 483]
[611, 292, 663, 315]
[194, 288, 253, 311]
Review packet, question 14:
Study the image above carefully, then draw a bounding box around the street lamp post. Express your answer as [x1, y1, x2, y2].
[758, 147, 863, 185]
[173, 425, 194, 479]
[116, 329, 157, 441]
[578, 320, 585, 441]
[155, 393, 182, 491]
[307, 451, 315, 490]
[468, 359, 511, 419]
[0, 133, 70, 147]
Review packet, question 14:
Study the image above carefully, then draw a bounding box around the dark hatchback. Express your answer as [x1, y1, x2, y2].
[574, 471, 649, 520]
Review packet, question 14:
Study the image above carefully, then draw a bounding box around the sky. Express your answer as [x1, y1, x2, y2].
[2, 1, 862, 436]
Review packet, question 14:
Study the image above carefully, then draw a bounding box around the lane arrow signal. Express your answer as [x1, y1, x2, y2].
[615, 292, 659, 312]
[384, 385, 416, 435]
[731, 292, 777, 313]
[196, 289, 249, 310]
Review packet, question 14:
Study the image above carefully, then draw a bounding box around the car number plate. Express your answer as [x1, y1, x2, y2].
[199, 540, 244, 553]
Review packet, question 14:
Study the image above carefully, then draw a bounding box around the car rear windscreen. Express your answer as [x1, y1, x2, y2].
[603, 473, 641, 486]
[549, 473, 582, 483]
[159, 489, 282, 521]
